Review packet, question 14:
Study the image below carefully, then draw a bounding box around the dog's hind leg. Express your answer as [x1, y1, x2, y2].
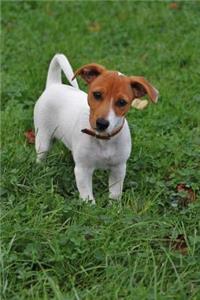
[35, 129, 52, 163]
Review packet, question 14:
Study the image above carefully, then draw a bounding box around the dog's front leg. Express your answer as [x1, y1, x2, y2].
[109, 163, 126, 200]
[74, 165, 95, 203]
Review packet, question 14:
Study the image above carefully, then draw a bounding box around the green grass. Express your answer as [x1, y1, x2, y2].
[1, 1, 200, 299]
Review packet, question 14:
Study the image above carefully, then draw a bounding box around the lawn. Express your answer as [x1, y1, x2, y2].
[1, 1, 200, 299]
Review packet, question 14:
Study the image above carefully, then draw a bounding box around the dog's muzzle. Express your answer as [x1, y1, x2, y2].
[96, 118, 110, 131]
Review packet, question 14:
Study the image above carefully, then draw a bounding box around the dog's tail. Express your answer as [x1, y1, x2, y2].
[46, 54, 79, 89]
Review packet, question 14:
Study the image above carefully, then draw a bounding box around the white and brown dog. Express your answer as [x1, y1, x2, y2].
[34, 54, 158, 203]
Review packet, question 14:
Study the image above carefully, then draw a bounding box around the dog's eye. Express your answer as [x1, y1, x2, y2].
[116, 99, 127, 107]
[93, 91, 102, 100]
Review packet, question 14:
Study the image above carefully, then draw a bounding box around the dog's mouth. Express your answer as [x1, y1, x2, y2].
[95, 121, 125, 137]
[89, 122, 111, 136]
[94, 128, 109, 136]
[90, 121, 109, 135]
[92, 122, 124, 136]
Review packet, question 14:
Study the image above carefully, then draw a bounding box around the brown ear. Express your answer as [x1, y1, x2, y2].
[130, 76, 159, 103]
[72, 63, 106, 84]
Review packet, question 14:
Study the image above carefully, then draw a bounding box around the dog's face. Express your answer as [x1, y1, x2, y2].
[73, 64, 158, 134]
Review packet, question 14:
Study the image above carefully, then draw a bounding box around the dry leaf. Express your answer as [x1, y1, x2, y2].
[88, 22, 101, 33]
[176, 183, 196, 206]
[131, 99, 149, 110]
[25, 130, 35, 144]
[165, 234, 188, 255]
[169, 2, 180, 9]
[171, 234, 188, 255]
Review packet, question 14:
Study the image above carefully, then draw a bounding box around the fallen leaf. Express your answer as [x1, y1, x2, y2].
[169, 2, 180, 9]
[164, 234, 188, 255]
[176, 183, 196, 206]
[88, 22, 101, 33]
[131, 99, 149, 110]
[172, 234, 188, 255]
[24, 130, 35, 144]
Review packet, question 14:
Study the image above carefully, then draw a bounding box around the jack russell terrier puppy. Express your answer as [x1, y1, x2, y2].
[34, 54, 158, 203]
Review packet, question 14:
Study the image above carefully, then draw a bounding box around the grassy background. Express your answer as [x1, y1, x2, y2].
[1, 1, 200, 299]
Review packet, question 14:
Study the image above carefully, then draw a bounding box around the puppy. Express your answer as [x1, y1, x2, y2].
[34, 54, 158, 203]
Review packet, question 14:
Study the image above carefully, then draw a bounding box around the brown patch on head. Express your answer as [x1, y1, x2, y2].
[73, 64, 159, 130]
[87, 72, 133, 129]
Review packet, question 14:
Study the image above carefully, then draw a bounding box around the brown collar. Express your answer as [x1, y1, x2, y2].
[81, 121, 124, 140]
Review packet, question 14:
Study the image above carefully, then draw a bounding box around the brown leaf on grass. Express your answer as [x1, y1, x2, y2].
[25, 130, 35, 144]
[176, 183, 196, 206]
[165, 234, 188, 255]
[169, 2, 180, 9]
[88, 22, 101, 33]
[172, 234, 188, 255]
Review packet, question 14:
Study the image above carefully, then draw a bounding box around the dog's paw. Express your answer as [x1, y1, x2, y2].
[87, 199, 96, 205]
[82, 197, 96, 205]
[36, 157, 45, 164]
[109, 193, 121, 201]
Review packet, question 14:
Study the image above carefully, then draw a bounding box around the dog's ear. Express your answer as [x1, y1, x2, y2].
[72, 63, 106, 84]
[129, 76, 159, 103]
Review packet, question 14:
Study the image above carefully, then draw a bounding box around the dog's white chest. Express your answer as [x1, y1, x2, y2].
[95, 142, 118, 168]
[82, 132, 131, 169]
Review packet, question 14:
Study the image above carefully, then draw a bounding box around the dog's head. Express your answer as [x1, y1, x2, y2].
[73, 64, 158, 134]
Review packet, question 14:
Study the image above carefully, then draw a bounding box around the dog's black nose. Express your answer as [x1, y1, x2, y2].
[96, 118, 110, 131]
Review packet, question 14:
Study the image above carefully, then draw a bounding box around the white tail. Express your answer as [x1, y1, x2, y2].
[46, 54, 79, 89]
